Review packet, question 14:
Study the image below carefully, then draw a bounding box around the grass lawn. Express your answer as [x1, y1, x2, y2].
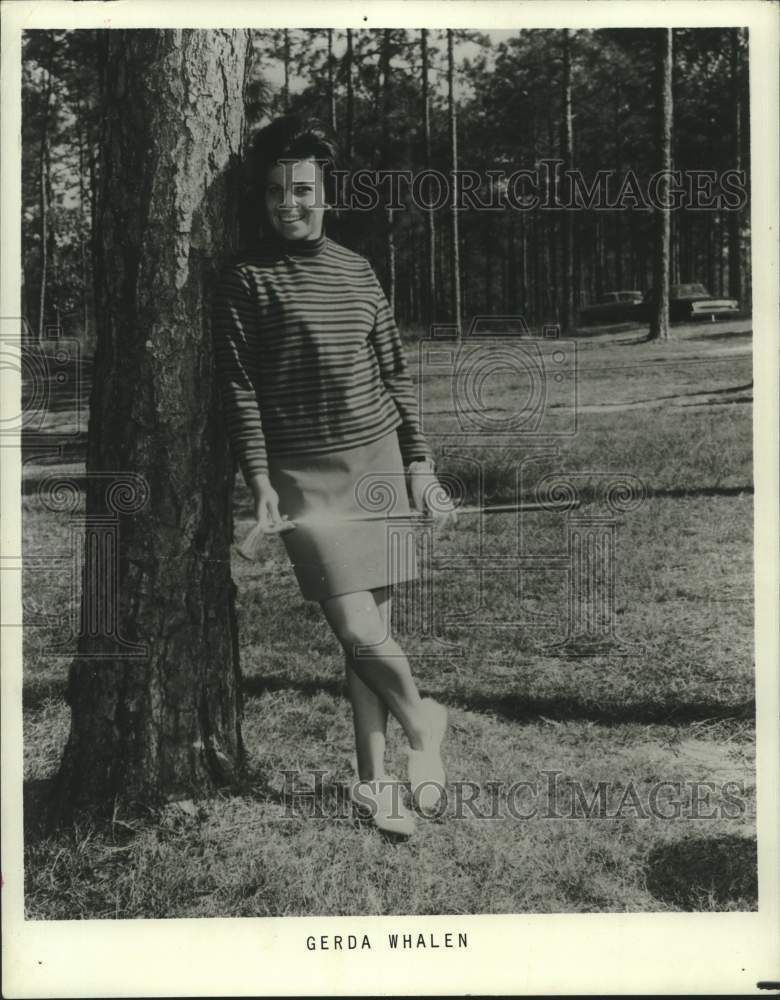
[21, 319, 756, 918]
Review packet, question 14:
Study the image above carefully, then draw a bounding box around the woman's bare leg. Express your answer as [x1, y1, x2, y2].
[344, 588, 392, 781]
[321, 589, 428, 751]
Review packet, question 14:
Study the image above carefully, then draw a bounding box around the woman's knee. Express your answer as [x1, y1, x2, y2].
[328, 610, 388, 653]
[321, 593, 389, 652]
[336, 616, 388, 653]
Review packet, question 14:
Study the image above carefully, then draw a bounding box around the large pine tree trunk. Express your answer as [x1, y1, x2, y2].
[51, 29, 251, 821]
[648, 28, 673, 341]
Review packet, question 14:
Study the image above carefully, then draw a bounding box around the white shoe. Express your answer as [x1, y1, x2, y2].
[348, 774, 416, 837]
[407, 698, 448, 816]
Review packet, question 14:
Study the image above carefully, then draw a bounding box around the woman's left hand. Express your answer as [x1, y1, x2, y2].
[408, 463, 458, 530]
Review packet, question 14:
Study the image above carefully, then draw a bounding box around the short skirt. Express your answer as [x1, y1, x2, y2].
[267, 431, 419, 602]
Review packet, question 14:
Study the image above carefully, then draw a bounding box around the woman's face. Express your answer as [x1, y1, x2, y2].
[264, 157, 327, 242]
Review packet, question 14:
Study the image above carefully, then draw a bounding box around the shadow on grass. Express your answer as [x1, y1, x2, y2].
[687, 328, 752, 341]
[242, 672, 345, 701]
[448, 689, 754, 727]
[23, 670, 754, 730]
[241, 672, 753, 727]
[23, 766, 361, 848]
[645, 834, 758, 910]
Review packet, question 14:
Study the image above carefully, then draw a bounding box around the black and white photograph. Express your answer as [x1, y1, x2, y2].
[2, 1, 778, 996]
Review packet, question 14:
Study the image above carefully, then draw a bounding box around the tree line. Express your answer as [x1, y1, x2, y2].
[23, 27, 750, 346]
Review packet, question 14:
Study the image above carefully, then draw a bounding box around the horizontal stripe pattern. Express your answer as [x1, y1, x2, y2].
[212, 235, 432, 482]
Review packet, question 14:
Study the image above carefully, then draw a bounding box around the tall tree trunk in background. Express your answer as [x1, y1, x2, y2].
[282, 29, 290, 111]
[648, 28, 672, 341]
[484, 218, 493, 311]
[560, 28, 575, 333]
[638, 228, 647, 290]
[545, 111, 558, 320]
[627, 210, 637, 289]
[507, 213, 517, 314]
[76, 95, 91, 345]
[612, 88, 623, 290]
[595, 216, 604, 300]
[532, 211, 541, 324]
[706, 213, 715, 292]
[447, 30, 461, 335]
[345, 29, 354, 162]
[380, 30, 396, 313]
[421, 28, 436, 325]
[408, 220, 417, 324]
[727, 27, 743, 302]
[327, 29, 336, 131]
[436, 213, 446, 311]
[46, 137, 59, 331]
[51, 29, 251, 822]
[37, 54, 54, 342]
[517, 211, 527, 316]
[88, 147, 98, 330]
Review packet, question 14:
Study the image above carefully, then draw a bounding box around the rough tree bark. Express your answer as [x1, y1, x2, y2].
[50, 29, 251, 821]
[648, 28, 673, 341]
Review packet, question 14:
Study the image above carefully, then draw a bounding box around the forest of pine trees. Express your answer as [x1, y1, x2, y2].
[22, 27, 751, 346]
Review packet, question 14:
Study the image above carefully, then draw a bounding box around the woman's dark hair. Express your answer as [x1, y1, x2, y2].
[247, 115, 341, 209]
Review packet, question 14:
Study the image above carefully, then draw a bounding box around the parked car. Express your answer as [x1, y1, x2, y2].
[642, 283, 740, 322]
[578, 290, 644, 326]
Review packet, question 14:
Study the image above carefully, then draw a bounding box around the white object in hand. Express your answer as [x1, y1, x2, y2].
[235, 518, 295, 561]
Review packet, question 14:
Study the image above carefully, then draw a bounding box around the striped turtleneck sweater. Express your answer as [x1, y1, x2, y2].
[212, 231, 433, 483]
